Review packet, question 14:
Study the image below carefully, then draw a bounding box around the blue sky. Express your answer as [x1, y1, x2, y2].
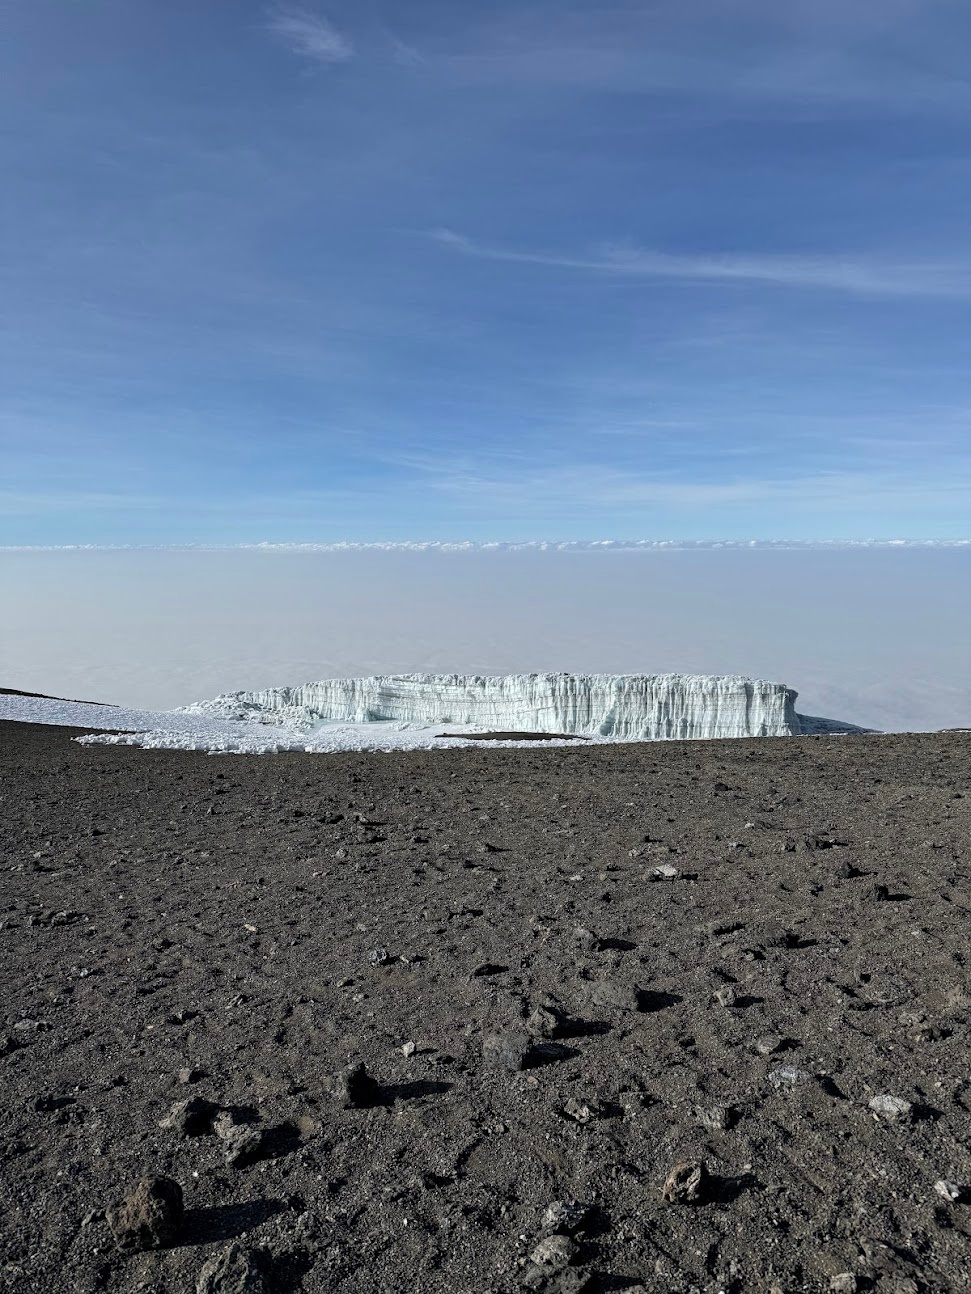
[3, 0, 971, 544]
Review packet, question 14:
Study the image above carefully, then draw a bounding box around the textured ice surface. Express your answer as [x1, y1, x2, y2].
[182, 673, 801, 740]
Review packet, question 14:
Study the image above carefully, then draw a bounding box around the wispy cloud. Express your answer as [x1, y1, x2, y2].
[434, 2, 970, 112]
[430, 229, 971, 301]
[384, 449, 971, 519]
[266, 5, 352, 65]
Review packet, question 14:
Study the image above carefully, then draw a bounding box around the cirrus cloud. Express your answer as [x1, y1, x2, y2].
[266, 5, 352, 65]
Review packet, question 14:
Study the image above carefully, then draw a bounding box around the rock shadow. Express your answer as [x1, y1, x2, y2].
[558, 1018, 612, 1040]
[263, 1248, 314, 1294]
[709, 1171, 758, 1205]
[181, 1198, 285, 1246]
[382, 1079, 454, 1103]
[527, 1042, 579, 1067]
[636, 989, 682, 1013]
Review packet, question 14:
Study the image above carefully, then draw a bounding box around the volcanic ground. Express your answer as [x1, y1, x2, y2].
[2, 720, 971, 1293]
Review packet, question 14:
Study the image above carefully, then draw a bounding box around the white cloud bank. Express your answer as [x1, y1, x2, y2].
[1, 546, 967, 732]
[2, 539, 968, 553]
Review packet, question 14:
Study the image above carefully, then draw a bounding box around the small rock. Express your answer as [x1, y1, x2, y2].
[868, 883, 890, 902]
[216, 1120, 266, 1169]
[746, 920, 792, 949]
[662, 1160, 706, 1204]
[701, 918, 744, 938]
[333, 1060, 381, 1108]
[526, 1004, 566, 1039]
[934, 1179, 963, 1201]
[213, 1109, 240, 1138]
[768, 1066, 814, 1087]
[367, 947, 390, 966]
[551, 1272, 593, 1294]
[754, 1034, 785, 1056]
[574, 926, 599, 952]
[529, 1234, 578, 1269]
[165, 1007, 198, 1026]
[581, 978, 640, 1014]
[196, 1242, 266, 1293]
[650, 864, 681, 882]
[400, 1040, 417, 1058]
[696, 1104, 734, 1132]
[829, 1279, 857, 1294]
[540, 1200, 591, 1235]
[482, 1031, 532, 1072]
[714, 985, 738, 1008]
[107, 1177, 184, 1252]
[562, 1096, 600, 1124]
[178, 1066, 206, 1085]
[159, 1097, 220, 1137]
[868, 1094, 914, 1122]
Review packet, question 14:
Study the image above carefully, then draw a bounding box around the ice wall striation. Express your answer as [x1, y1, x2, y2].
[182, 673, 801, 740]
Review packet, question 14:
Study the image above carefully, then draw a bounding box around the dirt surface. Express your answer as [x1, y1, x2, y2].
[2, 720, 971, 1294]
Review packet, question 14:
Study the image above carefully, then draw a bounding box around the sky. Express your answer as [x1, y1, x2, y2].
[2, 548, 968, 731]
[3, 0, 971, 545]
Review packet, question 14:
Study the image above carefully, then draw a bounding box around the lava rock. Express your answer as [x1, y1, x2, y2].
[159, 1096, 221, 1136]
[754, 1034, 785, 1056]
[580, 978, 640, 1014]
[868, 1093, 914, 1122]
[526, 1003, 568, 1039]
[218, 1123, 267, 1169]
[333, 1060, 381, 1108]
[746, 920, 793, 950]
[107, 1176, 184, 1252]
[196, 1242, 266, 1293]
[696, 1104, 734, 1132]
[828, 1276, 858, 1293]
[562, 1096, 601, 1124]
[482, 1030, 532, 1072]
[573, 927, 600, 952]
[768, 1066, 814, 1087]
[540, 1200, 591, 1235]
[529, 1234, 578, 1269]
[662, 1160, 707, 1204]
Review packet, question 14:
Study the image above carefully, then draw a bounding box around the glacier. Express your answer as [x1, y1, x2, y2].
[180, 672, 803, 741]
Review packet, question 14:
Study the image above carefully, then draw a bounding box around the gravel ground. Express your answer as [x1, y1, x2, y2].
[2, 720, 970, 1294]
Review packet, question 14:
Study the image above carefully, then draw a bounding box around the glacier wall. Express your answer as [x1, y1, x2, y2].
[182, 673, 802, 741]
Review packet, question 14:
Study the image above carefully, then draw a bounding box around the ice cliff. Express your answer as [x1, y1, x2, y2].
[182, 673, 802, 741]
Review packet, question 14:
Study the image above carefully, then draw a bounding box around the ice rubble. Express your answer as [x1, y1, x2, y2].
[0, 692, 599, 754]
[181, 673, 802, 741]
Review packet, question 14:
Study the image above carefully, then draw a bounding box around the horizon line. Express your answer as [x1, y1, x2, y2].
[2, 539, 969, 553]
